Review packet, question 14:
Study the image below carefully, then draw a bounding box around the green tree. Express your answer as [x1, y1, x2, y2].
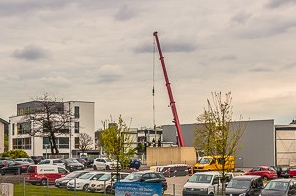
[101, 115, 136, 171]
[4, 135, 9, 152]
[1, 149, 29, 159]
[195, 92, 245, 196]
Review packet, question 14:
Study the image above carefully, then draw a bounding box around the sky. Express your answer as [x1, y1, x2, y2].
[1, 0, 296, 130]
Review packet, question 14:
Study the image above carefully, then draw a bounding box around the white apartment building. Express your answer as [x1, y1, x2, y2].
[0, 118, 7, 153]
[9, 101, 95, 158]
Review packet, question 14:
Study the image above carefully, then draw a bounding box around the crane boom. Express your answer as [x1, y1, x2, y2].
[153, 31, 185, 147]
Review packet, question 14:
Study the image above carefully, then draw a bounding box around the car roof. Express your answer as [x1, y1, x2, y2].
[233, 175, 262, 180]
[193, 171, 221, 175]
[269, 178, 293, 182]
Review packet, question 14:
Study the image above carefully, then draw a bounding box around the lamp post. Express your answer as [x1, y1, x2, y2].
[45, 144, 49, 159]
[238, 157, 244, 171]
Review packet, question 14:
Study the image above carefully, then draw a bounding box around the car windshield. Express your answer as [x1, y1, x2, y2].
[188, 174, 213, 183]
[66, 172, 84, 178]
[199, 158, 212, 164]
[264, 181, 289, 191]
[125, 173, 143, 181]
[98, 173, 111, 181]
[78, 173, 94, 179]
[227, 179, 251, 189]
[66, 159, 79, 163]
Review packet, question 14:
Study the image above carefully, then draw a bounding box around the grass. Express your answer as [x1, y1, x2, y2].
[14, 184, 111, 196]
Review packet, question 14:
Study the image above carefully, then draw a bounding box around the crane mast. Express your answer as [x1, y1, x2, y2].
[153, 31, 185, 147]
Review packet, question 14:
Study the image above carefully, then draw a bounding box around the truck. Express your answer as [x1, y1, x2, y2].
[193, 155, 235, 173]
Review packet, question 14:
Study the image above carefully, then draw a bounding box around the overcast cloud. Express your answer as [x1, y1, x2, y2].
[1, 0, 296, 129]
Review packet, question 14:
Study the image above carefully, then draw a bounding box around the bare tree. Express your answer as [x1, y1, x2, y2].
[195, 92, 245, 196]
[77, 133, 93, 153]
[22, 93, 72, 155]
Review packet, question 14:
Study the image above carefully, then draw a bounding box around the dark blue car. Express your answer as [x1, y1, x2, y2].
[129, 159, 141, 170]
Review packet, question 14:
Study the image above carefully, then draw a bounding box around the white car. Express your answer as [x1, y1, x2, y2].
[93, 158, 121, 170]
[182, 171, 234, 196]
[38, 159, 65, 168]
[66, 171, 106, 191]
[88, 172, 129, 193]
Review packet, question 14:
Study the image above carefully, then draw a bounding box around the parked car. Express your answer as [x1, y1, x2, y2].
[55, 170, 89, 188]
[244, 166, 278, 180]
[160, 164, 189, 177]
[183, 171, 233, 196]
[0, 161, 31, 175]
[26, 164, 69, 185]
[288, 166, 296, 177]
[260, 178, 296, 196]
[30, 156, 44, 164]
[14, 158, 35, 164]
[226, 175, 264, 196]
[279, 166, 290, 178]
[82, 157, 94, 168]
[38, 159, 65, 167]
[121, 171, 167, 194]
[63, 159, 84, 172]
[129, 159, 141, 170]
[0, 160, 13, 169]
[93, 158, 121, 170]
[88, 172, 129, 193]
[270, 165, 282, 177]
[67, 171, 106, 191]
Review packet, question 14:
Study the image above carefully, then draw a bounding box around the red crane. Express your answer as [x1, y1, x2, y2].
[153, 31, 185, 147]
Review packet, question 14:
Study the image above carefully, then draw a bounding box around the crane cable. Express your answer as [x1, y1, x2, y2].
[153, 36, 156, 140]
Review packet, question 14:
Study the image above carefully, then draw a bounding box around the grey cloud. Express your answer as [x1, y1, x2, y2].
[115, 5, 136, 21]
[135, 42, 197, 53]
[13, 45, 50, 61]
[238, 19, 296, 39]
[0, 0, 72, 16]
[249, 67, 273, 73]
[232, 11, 252, 25]
[267, 0, 296, 8]
[219, 55, 237, 61]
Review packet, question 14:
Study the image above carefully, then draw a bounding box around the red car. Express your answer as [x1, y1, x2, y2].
[244, 166, 278, 180]
[287, 166, 296, 177]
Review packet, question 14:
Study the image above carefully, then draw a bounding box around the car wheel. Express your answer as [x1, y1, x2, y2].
[93, 165, 97, 170]
[40, 179, 47, 186]
[262, 176, 268, 181]
[106, 165, 110, 170]
[106, 186, 112, 194]
[1, 173, 5, 176]
[83, 184, 89, 191]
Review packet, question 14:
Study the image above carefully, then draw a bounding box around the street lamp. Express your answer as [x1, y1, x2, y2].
[44, 144, 49, 159]
[238, 157, 244, 171]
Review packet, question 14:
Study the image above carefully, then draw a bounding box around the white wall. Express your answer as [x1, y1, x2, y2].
[0, 121, 4, 153]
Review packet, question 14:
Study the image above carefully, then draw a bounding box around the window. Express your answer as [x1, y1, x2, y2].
[17, 122, 31, 135]
[58, 137, 69, 149]
[74, 106, 79, 118]
[75, 137, 79, 149]
[58, 167, 68, 174]
[12, 124, 15, 135]
[12, 138, 31, 149]
[74, 122, 79, 133]
[43, 137, 50, 149]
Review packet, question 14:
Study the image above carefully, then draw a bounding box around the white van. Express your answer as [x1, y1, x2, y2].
[26, 164, 69, 185]
[182, 171, 233, 196]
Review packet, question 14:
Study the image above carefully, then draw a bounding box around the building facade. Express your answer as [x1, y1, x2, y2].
[9, 101, 95, 158]
[161, 119, 276, 168]
[0, 118, 9, 153]
[275, 123, 296, 166]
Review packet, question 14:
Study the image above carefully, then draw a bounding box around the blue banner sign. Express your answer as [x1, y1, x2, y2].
[115, 182, 162, 196]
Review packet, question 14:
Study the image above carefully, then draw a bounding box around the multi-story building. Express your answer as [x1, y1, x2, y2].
[0, 118, 9, 153]
[9, 101, 95, 158]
